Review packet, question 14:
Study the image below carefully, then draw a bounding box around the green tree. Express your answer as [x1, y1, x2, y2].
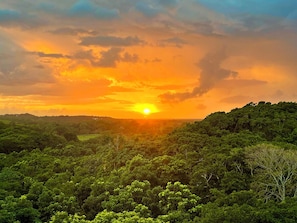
[101, 180, 151, 214]
[49, 211, 89, 223]
[158, 181, 201, 221]
[0, 195, 40, 223]
[0, 167, 25, 197]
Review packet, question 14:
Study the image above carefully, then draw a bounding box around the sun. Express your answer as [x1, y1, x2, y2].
[132, 103, 159, 116]
[143, 108, 151, 115]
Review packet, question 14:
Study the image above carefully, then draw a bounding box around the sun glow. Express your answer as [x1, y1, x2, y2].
[133, 103, 159, 116]
[143, 108, 151, 115]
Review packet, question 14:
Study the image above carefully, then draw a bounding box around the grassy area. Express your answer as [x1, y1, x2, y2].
[0, 119, 11, 124]
[77, 134, 101, 141]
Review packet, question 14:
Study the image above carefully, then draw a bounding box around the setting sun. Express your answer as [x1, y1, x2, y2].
[143, 108, 151, 115]
[132, 103, 159, 116]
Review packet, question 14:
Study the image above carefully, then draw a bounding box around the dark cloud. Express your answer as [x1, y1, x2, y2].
[68, 0, 119, 19]
[0, 9, 23, 27]
[160, 37, 187, 47]
[72, 50, 94, 60]
[0, 9, 20, 22]
[93, 47, 122, 67]
[0, 8, 44, 29]
[80, 35, 145, 47]
[159, 49, 238, 102]
[28, 51, 70, 59]
[121, 52, 139, 63]
[49, 27, 97, 36]
[90, 48, 139, 67]
[72, 49, 138, 67]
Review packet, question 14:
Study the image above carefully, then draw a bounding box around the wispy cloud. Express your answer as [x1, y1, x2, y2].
[159, 37, 187, 47]
[80, 35, 145, 47]
[28, 51, 70, 59]
[159, 49, 238, 102]
[68, 0, 119, 19]
[49, 27, 97, 36]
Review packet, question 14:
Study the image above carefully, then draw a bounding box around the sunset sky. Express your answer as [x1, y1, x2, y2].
[1, 0, 297, 119]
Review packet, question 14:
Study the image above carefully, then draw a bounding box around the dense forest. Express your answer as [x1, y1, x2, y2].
[1, 101, 297, 222]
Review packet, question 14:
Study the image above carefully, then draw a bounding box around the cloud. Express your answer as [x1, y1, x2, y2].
[68, 0, 119, 19]
[0, 36, 55, 86]
[28, 51, 70, 59]
[0, 9, 21, 22]
[147, 83, 189, 90]
[193, 0, 297, 34]
[72, 50, 95, 60]
[0, 9, 24, 27]
[196, 0, 297, 17]
[80, 35, 145, 47]
[175, 1, 236, 36]
[94, 48, 122, 67]
[49, 27, 97, 36]
[159, 49, 238, 102]
[174, 1, 295, 36]
[0, 8, 43, 28]
[121, 52, 139, 63]
[135, 2, 161, 17]
[158, 0, 179, 7]
[90, 48, 126, 67]
[72, 48, 138, 67]
[218, 79, 267, 89]
[0, 84, 54, 96]
[37, 2, 59, 13]
[159, 37, 187, 47]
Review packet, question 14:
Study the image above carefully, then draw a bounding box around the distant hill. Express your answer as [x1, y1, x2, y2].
[168, 101, 297, 149]
[0, 113, 194, 136]
[0, 113, 194, 153]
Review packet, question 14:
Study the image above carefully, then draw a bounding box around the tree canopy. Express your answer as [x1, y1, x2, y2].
[2, 101, 297, 222]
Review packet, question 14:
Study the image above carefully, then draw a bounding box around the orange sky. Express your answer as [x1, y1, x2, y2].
[0, 1, 297, 119]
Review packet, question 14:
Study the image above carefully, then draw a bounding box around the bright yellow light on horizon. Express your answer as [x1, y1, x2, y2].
[132, 103, 159, 116]
[143, 108, 151, 115]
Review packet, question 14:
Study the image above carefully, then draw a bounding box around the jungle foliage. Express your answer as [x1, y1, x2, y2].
[1, 101, 297, 222]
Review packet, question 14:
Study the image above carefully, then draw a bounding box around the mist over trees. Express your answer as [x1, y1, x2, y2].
[1, 101, 297, 222]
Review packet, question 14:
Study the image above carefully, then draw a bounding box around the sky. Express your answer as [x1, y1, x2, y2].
[0, 0, 297, 119]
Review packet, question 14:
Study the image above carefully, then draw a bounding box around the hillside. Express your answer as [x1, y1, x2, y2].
[1, 101, 297, 222]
